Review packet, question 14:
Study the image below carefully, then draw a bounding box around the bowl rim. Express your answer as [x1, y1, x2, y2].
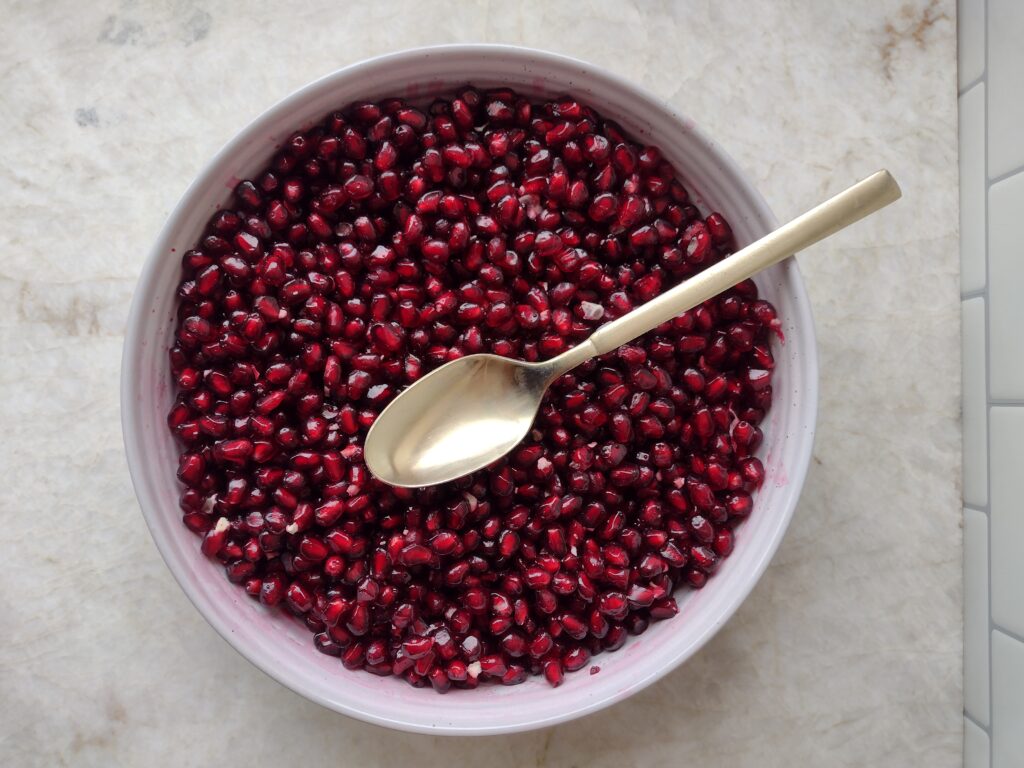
[121, 42, 818, 735]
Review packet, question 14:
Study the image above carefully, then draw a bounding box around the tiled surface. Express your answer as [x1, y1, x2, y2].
[991, 407, 1024, 638]
[987, 0, 1024, 178]
[959, 85, 986, 294]
[959, 2, 1024, 763]
[989, 173, 1024, 399]
[992, 631, 1024, 767]
[964, 507, 990, 724]
[962, 299, 987, 505]
[965, 716, 991, 768]
[958, 0, 985, 88]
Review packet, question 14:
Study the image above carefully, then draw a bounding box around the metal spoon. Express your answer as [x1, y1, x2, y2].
[365, 170, 901, 487]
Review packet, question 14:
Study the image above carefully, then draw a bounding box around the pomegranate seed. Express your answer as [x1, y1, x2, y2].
[543, 659, 564, 687]
[705, 212, 732, 244]
[563, 646, 591, 672]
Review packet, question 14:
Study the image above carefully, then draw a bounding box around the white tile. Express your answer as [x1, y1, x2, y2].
[960, 84, 986, 294]
[958, 0, 985, 89]
[991, 407, 1024, 637]
[965, 508, 991, 725]
[989, 174, 1024, 399]
[963, 299, 988, 505]
[988, 0, 1024, 177]
[965, 716, 991, 768]
[992, 631, 1024, 767]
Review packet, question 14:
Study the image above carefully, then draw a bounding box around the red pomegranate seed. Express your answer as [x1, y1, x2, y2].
[543, 659, 564, 687]
[479, 654, 507, 677]
[705, 212, 732, 244]
[563, 646, 591, 672]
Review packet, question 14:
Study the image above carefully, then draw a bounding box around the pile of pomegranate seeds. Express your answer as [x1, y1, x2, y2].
[168, 86, 778, 692]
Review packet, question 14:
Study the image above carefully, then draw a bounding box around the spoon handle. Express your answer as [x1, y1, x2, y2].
[581, 169, 901, 359]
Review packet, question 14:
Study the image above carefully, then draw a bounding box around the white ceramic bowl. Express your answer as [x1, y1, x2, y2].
[122, 44, 817, 735]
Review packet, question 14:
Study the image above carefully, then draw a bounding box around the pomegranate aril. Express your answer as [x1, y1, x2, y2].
[543, 659, 564, 687]
[563, 646, 591, 672]
[479, 654, 507, 678]
[705, 212, 732, 244]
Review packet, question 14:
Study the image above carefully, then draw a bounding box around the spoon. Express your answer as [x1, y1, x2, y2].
[365, 170, 901, 487]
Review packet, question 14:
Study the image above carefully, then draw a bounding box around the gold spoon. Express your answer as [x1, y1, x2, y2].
[365, 170, 901, 488]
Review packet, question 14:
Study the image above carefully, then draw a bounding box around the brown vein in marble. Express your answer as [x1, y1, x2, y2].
[880, 0, 949, 80]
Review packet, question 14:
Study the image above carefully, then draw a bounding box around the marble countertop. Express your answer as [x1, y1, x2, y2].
[0, 1, 960, 765]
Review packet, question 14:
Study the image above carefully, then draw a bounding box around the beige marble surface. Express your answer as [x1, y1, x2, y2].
[0, 1, 960, 765]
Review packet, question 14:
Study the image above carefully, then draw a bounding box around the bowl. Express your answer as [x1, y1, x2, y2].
[122, 44, 818, 735]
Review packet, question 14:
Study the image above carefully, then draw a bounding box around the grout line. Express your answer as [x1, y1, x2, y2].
[981, 2, 992, 761]
[987, 165, 1024, 188]
[994, 625, 1024, 646]
[965, 458, 992, 739]
[965, 709, 991, 736]
[960, 74, 986, 96]
[989, 399, 1024, 406]
[962, 288, 986, 300]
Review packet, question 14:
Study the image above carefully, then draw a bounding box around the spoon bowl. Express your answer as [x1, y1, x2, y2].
[365, 354, 552, 487]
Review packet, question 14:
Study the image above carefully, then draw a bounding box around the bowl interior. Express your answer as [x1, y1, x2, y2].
[122, 45, 817, 735]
